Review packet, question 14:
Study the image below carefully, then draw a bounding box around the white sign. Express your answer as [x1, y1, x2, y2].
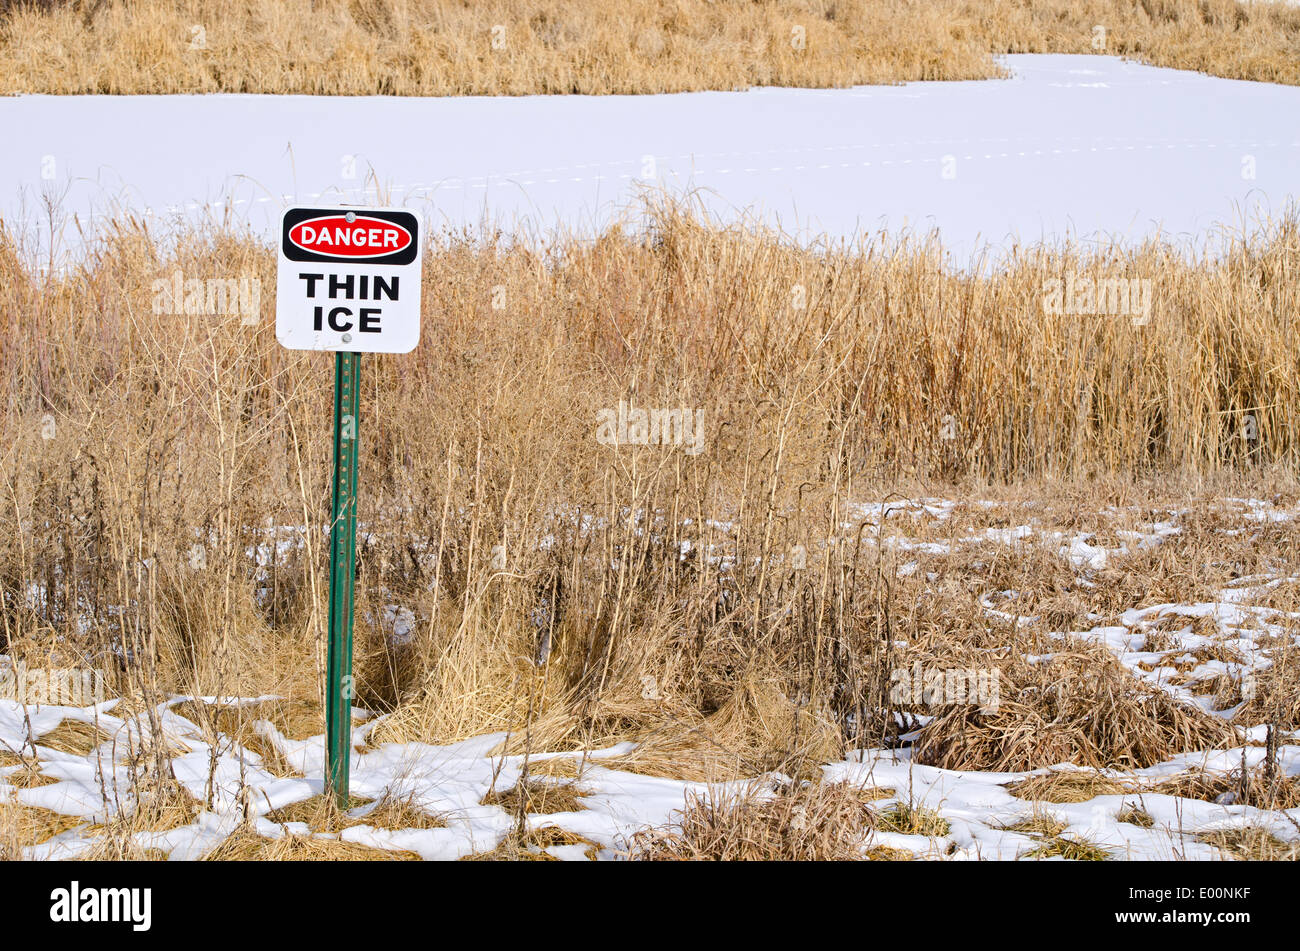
[276, 206, 422, 353]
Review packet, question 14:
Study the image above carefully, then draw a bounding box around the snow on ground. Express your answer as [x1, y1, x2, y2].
[3, 697, 1297, 861]
[4, 497, 1299, 860]
[5, 54, 1299, 262]
[826, 746, 1300, 861]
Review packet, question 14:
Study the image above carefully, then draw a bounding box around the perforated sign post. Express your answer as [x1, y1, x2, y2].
[276, 206, 422, 806]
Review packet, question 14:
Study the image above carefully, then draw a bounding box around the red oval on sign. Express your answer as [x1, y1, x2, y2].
[288, 215, 413, 259]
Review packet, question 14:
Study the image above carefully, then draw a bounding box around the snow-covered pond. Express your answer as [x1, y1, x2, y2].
[4, 54, 1299, 261]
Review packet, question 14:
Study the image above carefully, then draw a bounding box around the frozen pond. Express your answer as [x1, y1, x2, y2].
[3, 54, 1299, 261]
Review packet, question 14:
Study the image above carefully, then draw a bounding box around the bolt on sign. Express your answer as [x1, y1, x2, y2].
[277, 206, 422, 353]
[276, 205, 423, 806]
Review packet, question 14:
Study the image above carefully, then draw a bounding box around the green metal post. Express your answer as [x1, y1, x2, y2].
[326, 350, 361, 808]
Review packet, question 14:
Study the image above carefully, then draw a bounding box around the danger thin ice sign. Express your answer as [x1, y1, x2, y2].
[276, 206, 423, 353]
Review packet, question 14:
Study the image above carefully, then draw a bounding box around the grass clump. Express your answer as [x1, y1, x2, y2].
[0, 803, 87, 848]
[33, 719, 109, 755]
[1149, 768, 1300, 810]
[874, 802, 951, 837]
[203, 826, 421, 861]
[1199, 827, 1299, 861]
[1006, 771, 1128, 804]
[462, 825, 600, 861]
[1025, 835, 1112, 861]
[1000, 814, 1068, 838]
[171, 698, 332, 777]
[916, 651, 1236, 772]
[1001, 812, 1112, 860]
[483, 777, 588, 816]
[630, 781, 886, 860]
[1116, 806, 1156, 828]
[266, 793, 446, 832]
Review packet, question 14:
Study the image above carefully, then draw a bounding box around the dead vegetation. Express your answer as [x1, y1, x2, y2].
[1148, 766, 1300, 810]
[1199, 826, 1300, 861]
[6, 0, 1300, 96]
[483, 776, 588, 815]
[0, 802, 86, 848]
[629, 781, 898, 860]
[1116, 806, 1155, 828]
[170, 698, 331, 776]
[2, 203, 1300, 856]
[1001, 814, 1068, 837]
[462, 824, 601, 861]
[265, 792, 446, 831]
[875, 802, 951, 838]
[265, 794, 374, 829]
[1006, 771, 1128, 803]
[1025, 834, 1112, 861]
[915, 647, 1238, 772]
[1000, 813, 1113, 860]
[203, 826, 422, 861]
[31, 718, 110, 755]
[171, 698, 327, 743]
[581, 677, 844, 783]
[0, 746, 58, 788]
[76, 841, 171, 861]
[351, 795, 447, 831]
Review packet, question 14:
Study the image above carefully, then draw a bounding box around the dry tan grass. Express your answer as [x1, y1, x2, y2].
[0, 743, 44, 781]
[1006, 771, 1128, 803]
[351, 795, 447, 830]
[915, 649, 1238, 772]
[1, 763, 59, 789]
[171, 698, 333, 776]
[33, 719, 109, 755]
[483, 776, 588, 815]
[1025, 835, 1112, 861]
[73, 771, 205, 860]
[866, 844, 914, 860]
[1232, 659, 1300, 732]
[1001, 812, 1114, 859]
[1148, 767, 1300, 810]
[0, 802, 86, 846]
[461, 824, 600, 860]
[629, 780, 895, 860]
[1199, 826, 1300, 861]
[513, 756, 585, 781]
[586, 677, 844, 782]
[266, 792, 446, 831]
[265, 794, 373, 828]
[203, 826, 422, 860]
[6, 0, 1300, 96]
[1001, 814, 1068, 837]
[874, 802, 951, 837]
[172, 698, 326, 741]
[3, 205, 1300, 856]
[1117, 806, 1156, 828]
[77, 840, 172, 861]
